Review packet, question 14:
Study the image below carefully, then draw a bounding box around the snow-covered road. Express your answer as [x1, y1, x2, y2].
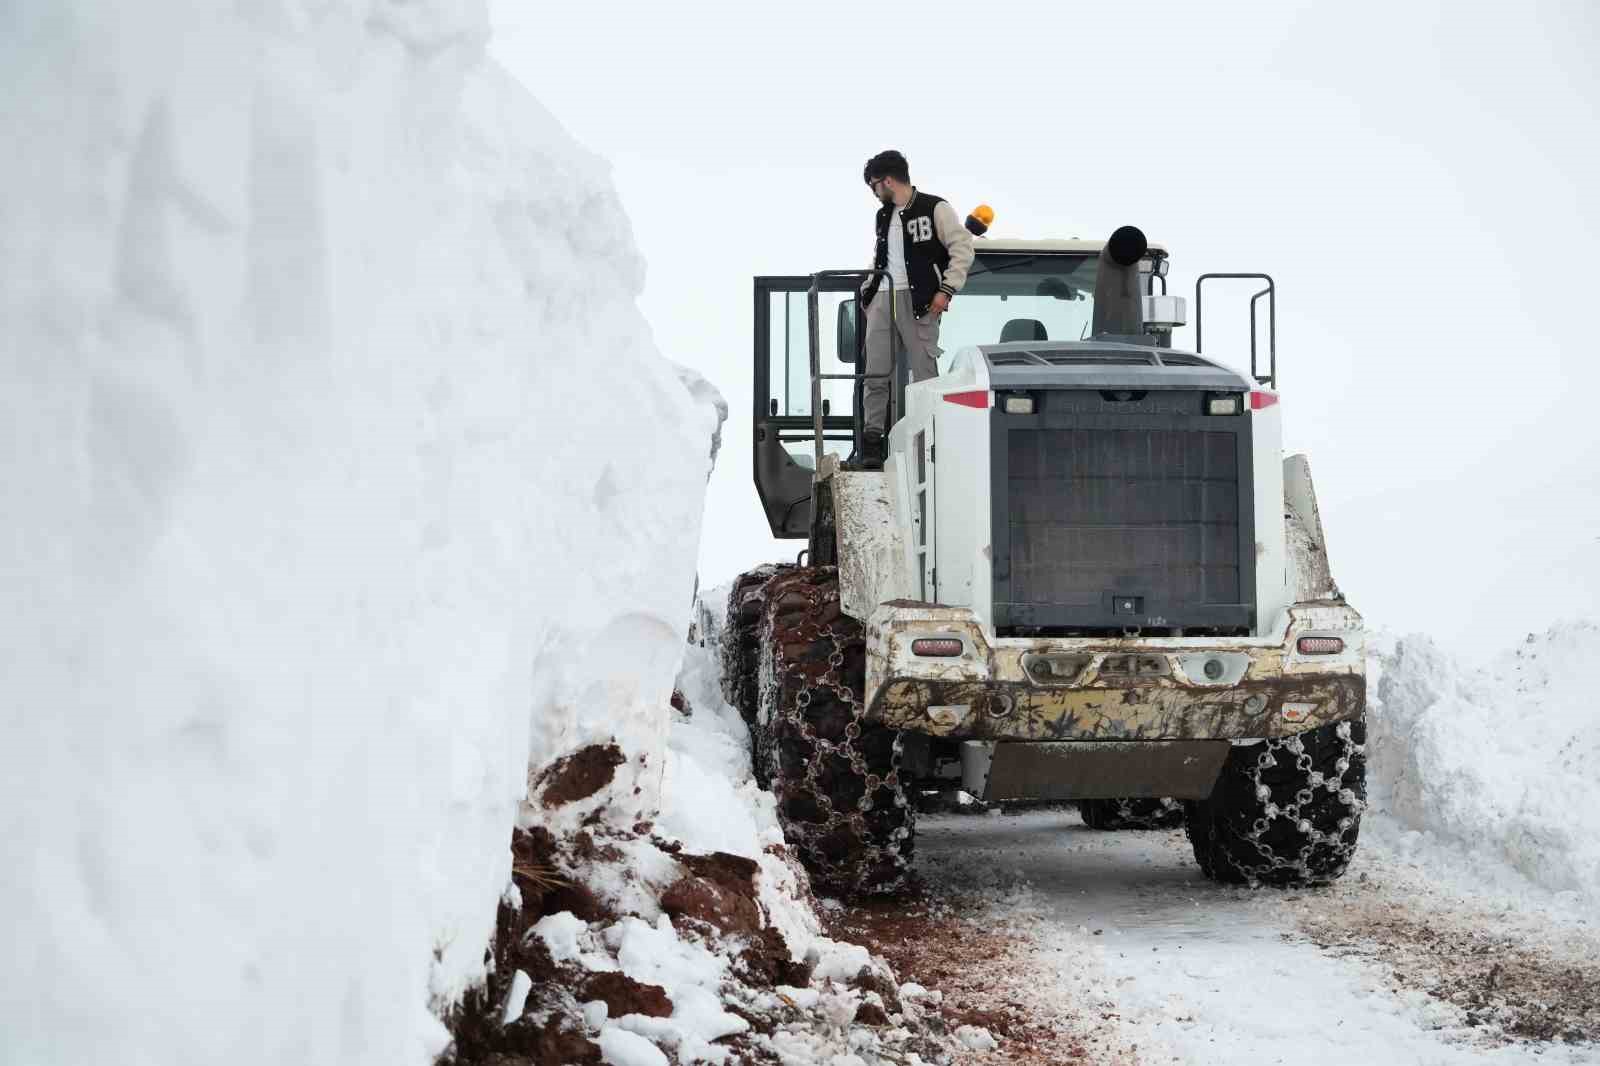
[908, 809, 1599, 1066]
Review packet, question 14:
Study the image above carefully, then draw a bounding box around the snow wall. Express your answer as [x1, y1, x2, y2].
[0, 3, 723, 1063]
[1370, 621, 1600, 913]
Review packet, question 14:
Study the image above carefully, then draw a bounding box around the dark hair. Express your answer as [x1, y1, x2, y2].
[863, 150, 910, 185]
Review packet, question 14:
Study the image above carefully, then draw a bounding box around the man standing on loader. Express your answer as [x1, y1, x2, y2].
[850, 150, 974, 470]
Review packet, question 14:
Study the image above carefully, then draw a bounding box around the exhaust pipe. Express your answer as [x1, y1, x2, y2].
[1090, 225, 1148, 339]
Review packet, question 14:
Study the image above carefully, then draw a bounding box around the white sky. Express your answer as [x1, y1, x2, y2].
[492, 1, 1600, 655]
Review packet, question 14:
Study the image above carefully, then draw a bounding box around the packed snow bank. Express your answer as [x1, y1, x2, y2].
[1369, 621, 1600, 911]
[1, 3, 721, 1064]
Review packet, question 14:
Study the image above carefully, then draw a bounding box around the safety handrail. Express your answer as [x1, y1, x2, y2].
[807, 270, 895, 470]
[1194, 272, 1276, 389]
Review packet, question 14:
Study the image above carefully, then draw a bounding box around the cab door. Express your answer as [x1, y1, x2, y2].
[752, 276, 862, 538]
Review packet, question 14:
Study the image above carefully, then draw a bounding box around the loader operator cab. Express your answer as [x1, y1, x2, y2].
[904, 241, 1144, 363]
[752, 237, 1222, 539]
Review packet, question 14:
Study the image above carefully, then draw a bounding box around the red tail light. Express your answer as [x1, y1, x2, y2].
[1296, 636, 1344, 655]
[1251, 390, 1279, 410]
[911, 638, 964, 657]
[942, 390, 990, 409]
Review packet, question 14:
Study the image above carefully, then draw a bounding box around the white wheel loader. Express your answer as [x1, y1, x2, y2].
[722, 226, 1366, 896]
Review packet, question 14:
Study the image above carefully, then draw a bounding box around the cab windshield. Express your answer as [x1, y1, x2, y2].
[937, 253, 1099, 369]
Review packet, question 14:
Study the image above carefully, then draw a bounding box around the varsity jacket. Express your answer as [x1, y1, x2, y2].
[861, 189, 975, 319]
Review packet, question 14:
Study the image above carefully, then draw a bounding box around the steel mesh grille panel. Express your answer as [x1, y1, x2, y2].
[1007, 428, 1240, 608]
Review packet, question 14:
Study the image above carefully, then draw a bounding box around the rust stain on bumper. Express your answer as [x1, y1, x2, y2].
[863, 602, 1367, 742]
[868, 673, 1365, 741]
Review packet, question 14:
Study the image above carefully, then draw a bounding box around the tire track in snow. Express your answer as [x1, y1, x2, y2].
[899, 808, 1599, 1065]
[825, 885, 1141, 1065]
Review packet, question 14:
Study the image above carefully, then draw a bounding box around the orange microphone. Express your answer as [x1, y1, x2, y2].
[965, 203, 995, 237]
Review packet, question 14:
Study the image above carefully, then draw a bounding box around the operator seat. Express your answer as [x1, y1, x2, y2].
[1000, 318, 1048, 343]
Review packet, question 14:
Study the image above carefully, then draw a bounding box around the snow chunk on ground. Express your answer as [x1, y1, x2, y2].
[500, 970, 533, 1026]
[611, 915, 726, 993]
[605, 915, 747, 1061]
[598, 1025, 669, 1066]
[813, 942, 876, 983]
[533, 912, 592, 965]
[1370, 621, 1600, 911]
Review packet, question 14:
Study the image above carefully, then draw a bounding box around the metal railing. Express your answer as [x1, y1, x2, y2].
[805, 270, 899, 470]
[1194, 272, 1276, 389]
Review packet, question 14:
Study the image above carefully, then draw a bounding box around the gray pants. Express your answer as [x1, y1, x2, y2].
[863, 290, 942, 433]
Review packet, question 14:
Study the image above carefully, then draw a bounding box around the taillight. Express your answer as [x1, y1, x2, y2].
[1251, 390, 1279, 410]
[942, 390, 990, 409]
[1296, 636, 1344, 655]
[911, 637, 964, 657]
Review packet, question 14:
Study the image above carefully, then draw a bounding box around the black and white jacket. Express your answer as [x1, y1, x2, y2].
[861, 189, 975, 319]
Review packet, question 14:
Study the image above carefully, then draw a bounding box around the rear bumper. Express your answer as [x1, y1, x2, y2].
[863, 602, 1365, 741]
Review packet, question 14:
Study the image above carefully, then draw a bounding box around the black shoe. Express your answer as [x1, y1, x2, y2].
[843, 429, 886, 471]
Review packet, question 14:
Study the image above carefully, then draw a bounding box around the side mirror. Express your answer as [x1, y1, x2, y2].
[835, 299, 861, 364]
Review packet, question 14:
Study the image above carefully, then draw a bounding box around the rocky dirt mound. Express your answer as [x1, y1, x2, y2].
[438, 642, 1016, 1066]
[439, 815, 989, 1065]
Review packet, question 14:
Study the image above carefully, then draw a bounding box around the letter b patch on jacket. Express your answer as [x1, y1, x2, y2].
[908, 216, 933, 242]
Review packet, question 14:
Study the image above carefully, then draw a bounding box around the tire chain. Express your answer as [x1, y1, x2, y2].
[756, 567, 913, 896]
[1187, 718, 1367, 886]
[720, 563, 793, 730]
[1078, 797, 1185, 831]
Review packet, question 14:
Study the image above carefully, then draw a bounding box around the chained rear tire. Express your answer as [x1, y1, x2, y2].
[758, 567, 913, 897]
[1077, 797, 1185, 830]
[1184, 718, 1367, 886]
[720, 565, 794, 787]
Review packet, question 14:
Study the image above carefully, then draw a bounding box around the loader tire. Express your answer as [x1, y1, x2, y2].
[1076, 798, 1185, 831]
[722, 565, 794, 726]
[721, 564, 795, 789]
[758, 567, 913, 897]
[1184, 718, 1367, 886]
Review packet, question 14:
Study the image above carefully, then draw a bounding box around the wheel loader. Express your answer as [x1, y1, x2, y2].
[722, 225, 1366, 895]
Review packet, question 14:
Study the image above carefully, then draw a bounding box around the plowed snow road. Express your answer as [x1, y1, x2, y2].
[842, 808, 1600, 1066]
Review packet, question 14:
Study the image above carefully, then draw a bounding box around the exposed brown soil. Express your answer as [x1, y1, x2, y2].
[1296, 901, 1600, 1045]
[846, 961, 903, 1015]
[534, 743, 625, 809]
[444, 824, 829, 1064]
[442, 823, 644, 1065]
[662, 873, 762, 936]
[826, 887, 1138, 1065]
[508, 1018, 603, 1065]
[733, 924, 815, 989]
[507, 826, 563, 915]
[571, 830, 623, 863]
[577, 970, 673, 1019]
[443, 889, 601, 1065]
[661, 849, 767, 937]
[537, 879, 608, 923]
[678, 849, 761, 891]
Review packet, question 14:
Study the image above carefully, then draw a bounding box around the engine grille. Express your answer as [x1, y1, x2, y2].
[1004, 427, 1243, 621]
